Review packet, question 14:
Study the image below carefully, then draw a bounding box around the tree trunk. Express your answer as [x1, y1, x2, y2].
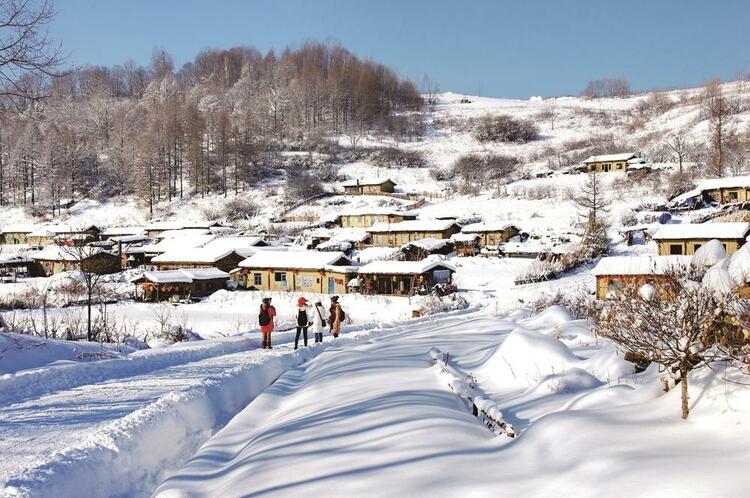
[680, 362, 689, 419]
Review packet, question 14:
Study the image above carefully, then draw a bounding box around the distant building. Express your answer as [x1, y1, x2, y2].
[131, 268, 229, 302]
[450, 233, 481, 257]
[583, 153, 637, 173]
[0, 225, 35, 244]
[339, 208, 417, 228]
[652, 223, 750, 256]
[151, 248, 247, 273]
[357, 259, 455, 296]
[342, 178, 397, 195]
[238, 251, 357, 294]
[30, 246, 121, 276]
[367, 220, 461, 247]
[670, 175, 750, 208]
[590, 255, 691, 299]
[460, 222, 520, 247]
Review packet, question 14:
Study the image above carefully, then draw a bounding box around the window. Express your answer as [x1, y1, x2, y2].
[607, 278, 622, 294]
[254, 273, 262, 285]
[274, 272, 286, 283]
[669, 244, 683, 255]
[722, 243, 727, 251]
[730, 191, 739, 200]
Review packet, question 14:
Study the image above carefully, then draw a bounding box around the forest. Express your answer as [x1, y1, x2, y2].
[0, 42, 423, 215]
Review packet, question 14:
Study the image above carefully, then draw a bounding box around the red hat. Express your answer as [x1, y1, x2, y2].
[298, 297, 308, 306]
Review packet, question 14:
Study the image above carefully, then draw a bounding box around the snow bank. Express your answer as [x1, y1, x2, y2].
[691, 239, 726, 268]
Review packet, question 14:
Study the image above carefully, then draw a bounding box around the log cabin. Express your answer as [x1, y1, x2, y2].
[338, 208, 418, 228]
[653, 222, 750, 256]
[460, 222, 520, 247]
[357, 259, 455, 296]
[367, 220, 461, 247]
[342, 178, 397, 195]
[590, 255, 693, 299]
[131, 268, 229, 302]
[30, 246, 121, 277]
[151, 247, 247, 273]
[583, 153, 637, 173]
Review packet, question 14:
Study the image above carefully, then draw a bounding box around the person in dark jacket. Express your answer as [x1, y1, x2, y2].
[295, 296, 311, 350]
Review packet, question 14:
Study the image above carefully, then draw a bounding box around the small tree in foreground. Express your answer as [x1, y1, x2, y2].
[595, 273, 746, 419]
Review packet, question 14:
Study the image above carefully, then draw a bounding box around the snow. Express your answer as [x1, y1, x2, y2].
[239, 250, 354, 270]
[151, 247, 237, 264]
[29, 245, 110, 262]
[583, 152, 637, 163]
[728, 243, 750, 284]
[701, 266, 737, 296]
[341, 177, 395, 187]
[653, 222, 750, 240]
[691, 239, 726, 267]
[591, 255, 692, 276]
[461, 221, 518, 233]
[401, 237, 450, 251]
[358, 258, 454, 275]
[133, 268, 229, 284]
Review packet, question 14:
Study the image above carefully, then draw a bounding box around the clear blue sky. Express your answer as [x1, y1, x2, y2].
[49, 0, 750, 98]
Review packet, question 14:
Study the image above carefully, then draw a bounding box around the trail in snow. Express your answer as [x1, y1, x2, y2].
[0, 310, 477, 498]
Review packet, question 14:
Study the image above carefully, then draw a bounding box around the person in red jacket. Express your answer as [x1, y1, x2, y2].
[259, 297, 277, 349]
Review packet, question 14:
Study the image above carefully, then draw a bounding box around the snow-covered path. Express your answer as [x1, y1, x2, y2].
[1, 314, 477, 498]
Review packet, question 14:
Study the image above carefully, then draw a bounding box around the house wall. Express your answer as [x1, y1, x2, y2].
[1, 232, 31, 244]
[595, 274, 672, 299]
[242, 267, 355, 294]
[465, 227, 520, 247]
[340, 214, 413, 228]
[154, 254, 244, 273]
[343, 182, 395, 195]
[368, 226, 461, 247]
[586, 160, 628, 173]
[36, 254, 120, 277]
[656, 238, 744, 256]
[705, 187, 750, 204]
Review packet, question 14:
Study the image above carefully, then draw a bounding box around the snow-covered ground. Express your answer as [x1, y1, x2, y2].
[153, 306, 750, 498]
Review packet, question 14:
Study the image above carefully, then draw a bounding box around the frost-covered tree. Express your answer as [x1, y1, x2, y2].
[573, 170, 609, 257]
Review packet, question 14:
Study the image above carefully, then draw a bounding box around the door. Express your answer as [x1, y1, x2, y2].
[328, 277, 335, 294]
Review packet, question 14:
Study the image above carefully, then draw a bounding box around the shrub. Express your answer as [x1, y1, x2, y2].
[370, 146, 425, 168]
[475, 114, 538, 143]
[222, 197, 258, 221]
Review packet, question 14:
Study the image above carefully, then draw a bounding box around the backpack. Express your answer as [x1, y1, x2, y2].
[315, 305, 327, 327]
[297, 309, 308, 326]
[338, 307, 346, 321]
[259, 306, 271, 327]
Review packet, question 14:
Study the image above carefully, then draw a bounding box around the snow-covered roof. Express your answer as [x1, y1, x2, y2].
[132, 234, 216, 255]
[368, 220, 458, 233]
[401, 238, 451, 251]
[591, 256, 693, 276]
[652, 222, 750, 240]
[159, 228, 211, 239]
[28, 224, 100, 237]
[342, 178, 395, 187]
[100, 226, 146, 237]
[202, 236, 267, 257]
[358, 258, 455, 275]
[132, 268, 229, 284]
[239, 250, 355, 270]
[152, 247, 238, 264]
[461, 222, 518, 233]
[109, 234, 149, 243]
[339, 207, 418, 217]
[30, 246, 113, 262]
[450, 233, 481, 243]
[0, 224, 35, 234]
[583, 153, 637, 163]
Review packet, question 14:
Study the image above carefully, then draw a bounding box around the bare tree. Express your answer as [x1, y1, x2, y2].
[703, 79, 738, 177]
[421, 74, 439, 106]
[0, 0, 65, 105]
[57, 241, 111, 341]
[595, 273, 746, 419]
[664, 131, 690, 174]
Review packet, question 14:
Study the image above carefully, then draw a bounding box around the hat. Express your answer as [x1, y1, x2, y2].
[297, 296, 308, 306]
[331, 295, 339, 302]
[262, 297, 272, 304]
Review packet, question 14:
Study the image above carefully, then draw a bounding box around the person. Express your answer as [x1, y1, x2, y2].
[294, 296, 312, 350]
[259, 297, 276, 349]
[329, 295, 344, 338]
[312, 299, 327, 343]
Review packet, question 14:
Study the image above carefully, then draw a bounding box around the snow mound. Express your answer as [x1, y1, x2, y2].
[728, 243, 750, 285]
[518, 305, 575, 329]
[564, 384, 637, 410]
[702, 266, 737, 296]
[691, 239, 725, 268]
[639, 283, 657, 301]
[477, 326, 579, 388]
[528, 368, 602, 395]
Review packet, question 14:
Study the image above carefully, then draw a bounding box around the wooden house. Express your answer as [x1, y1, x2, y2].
[131, 268, 229, 302]
[357, 259, 455, 296]
[0, 224, 35, 244]
[342, 178, 397, 195]
[238, 250, 358, 294]
[670, 175, 750, 208]
[0, 254, 34, 282]
[590, 255, 692, 299]
[339, 208, 418, 228]
[450, 233, 481, 257]
[653, 222, 750, 256]
[30, 246, 121, 277]
[583, 153, 637, 173]
[400, 238, 454, 261]
[151, 247, 247, 273]
[367, 220, 461, 247]
[460, 222, 520, 247]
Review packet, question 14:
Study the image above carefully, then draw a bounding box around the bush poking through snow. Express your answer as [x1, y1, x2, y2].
[475, 114, 539, 143]
[595, 268, 748, 419]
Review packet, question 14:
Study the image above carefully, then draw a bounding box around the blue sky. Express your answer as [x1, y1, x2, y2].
[49, 0, 750, 98]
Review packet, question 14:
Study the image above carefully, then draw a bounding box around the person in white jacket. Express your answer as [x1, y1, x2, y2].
[312, 299, 327, 343]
